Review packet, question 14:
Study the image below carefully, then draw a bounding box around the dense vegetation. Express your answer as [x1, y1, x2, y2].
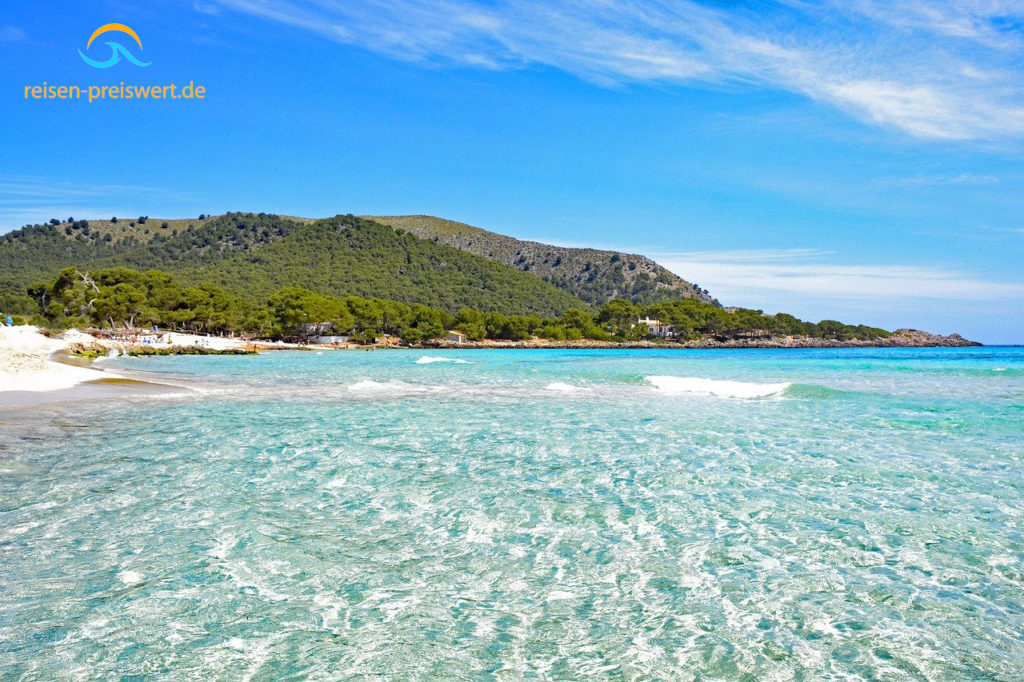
[0, 214, 584, 317]
[177, 217, 585, 314]
[0, 221, 124, 312]
[13, 266, 891, 343]
[1, 211, 891, 343]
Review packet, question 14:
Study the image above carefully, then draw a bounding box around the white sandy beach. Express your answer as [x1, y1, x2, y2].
[0, 326, 122, 393]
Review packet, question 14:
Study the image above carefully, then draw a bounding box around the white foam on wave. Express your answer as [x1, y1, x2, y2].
[347, 380, 379, 391]
[118, 570, 144, 585]
[544, 381, 584, 393]
[415, 356, 471, 364]
[348, 379, 398, 392]
[645, 375, 791, 399]
[208, 535, 236, 561]
[347, 379, 442, 395]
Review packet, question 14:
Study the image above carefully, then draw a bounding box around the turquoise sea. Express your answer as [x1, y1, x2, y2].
[1, 347, 1022, 679]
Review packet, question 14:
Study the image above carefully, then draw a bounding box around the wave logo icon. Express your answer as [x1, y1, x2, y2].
[78, 24, 151, 68]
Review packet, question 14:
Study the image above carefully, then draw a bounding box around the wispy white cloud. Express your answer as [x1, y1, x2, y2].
[0, 176, 195, 232]
[659, 248, 835, 262]
[983, 225, 1024, 237]
[193, 2, 222, 16]
[892, 173, 1001, 186]
[650, 249, 1024, 303]
[0, 26, 27, 43]
[839, 0, 1024, 50]
[209, 0, 1024, 141]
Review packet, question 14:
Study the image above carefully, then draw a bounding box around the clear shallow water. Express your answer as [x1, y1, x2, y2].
[1, 348, 1022, 680]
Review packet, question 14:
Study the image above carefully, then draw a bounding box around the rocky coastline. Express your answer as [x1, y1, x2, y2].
[408, 329, 980, 350]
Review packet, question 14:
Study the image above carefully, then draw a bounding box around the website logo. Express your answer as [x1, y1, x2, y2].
[24, 23, 205, 103]
[78, 23, 151, 69]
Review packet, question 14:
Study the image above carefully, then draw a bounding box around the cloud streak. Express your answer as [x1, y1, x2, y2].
[0, 25, 27, 43]
[0, 176, 195, 233]
[891, 173, 1001, 186]
[211, 0, 1024, 141]
[652, 249, 1024, 303]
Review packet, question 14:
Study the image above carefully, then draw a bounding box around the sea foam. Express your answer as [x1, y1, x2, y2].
[416, 356, 472, 364]
[118, 570, 144, 585]
[544, 382, 584, 393]
[645, 375, 791, 398]
[347, 379, 442, 395]
[347, 379, 401, 392]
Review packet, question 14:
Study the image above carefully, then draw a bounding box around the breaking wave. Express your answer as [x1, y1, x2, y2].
[415, 356, 472, 364]
[544, 382, 584, 393]
[346, 380, 440, 395]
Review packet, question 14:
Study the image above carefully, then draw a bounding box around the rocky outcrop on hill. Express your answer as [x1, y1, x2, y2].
[367, 215, 716, 307]
[886, 329, 981, 347]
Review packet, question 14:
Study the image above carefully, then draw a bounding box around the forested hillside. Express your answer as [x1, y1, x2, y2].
[0, 213, 930, 346]
[367, 215, 716, 306]
[0, 213, 584, 317]
[175, 216, 586, 314]
[1, 211, 723, 315]
[22, 265, 893, 345]
[0, 213, 296, 302]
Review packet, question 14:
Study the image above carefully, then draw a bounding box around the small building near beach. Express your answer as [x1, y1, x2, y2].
[446, 330, 467, 344]
[300, 322, 334, 337]
[314, 335, 350, 344]
[637, 317, 675, 338]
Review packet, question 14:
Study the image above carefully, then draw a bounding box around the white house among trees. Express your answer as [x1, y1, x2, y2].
[637, 316, 674, 338]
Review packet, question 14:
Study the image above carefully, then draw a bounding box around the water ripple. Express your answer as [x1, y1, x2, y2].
[1, 348, 1022, 678]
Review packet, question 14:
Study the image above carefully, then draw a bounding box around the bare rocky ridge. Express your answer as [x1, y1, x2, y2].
[886, 329, 981, 347]
[366, 215, 716, 307]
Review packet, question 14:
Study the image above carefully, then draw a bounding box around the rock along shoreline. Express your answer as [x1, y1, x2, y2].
[405, 329, 980, 350]
[60, 327, 980, 358]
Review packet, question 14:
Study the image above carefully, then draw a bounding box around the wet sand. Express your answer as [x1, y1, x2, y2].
[0, 377, 190, 411]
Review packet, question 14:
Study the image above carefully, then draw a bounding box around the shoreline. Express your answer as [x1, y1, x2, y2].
[0, 325, 993, 411]
[0, 326, 124, 394]
[0, 326, 186, 401]
[404, 335, 979, 350]
[79, 337, 981, 353]
[58, 327, 987, 358]
[344, 328, 981, 350]
[0, 324, 982, 400]
[0, 377, 189, 410]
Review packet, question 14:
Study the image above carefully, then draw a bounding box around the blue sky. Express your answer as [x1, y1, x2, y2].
[2, 1, 1023, 342]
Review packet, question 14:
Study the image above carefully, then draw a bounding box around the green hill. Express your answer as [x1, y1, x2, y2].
[175, 216, 586, 314]
[366, 215, 716, 306]
[0, 213, 585, 316]
[0, 213, 298, 296]
[2, 212, 938, 346]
